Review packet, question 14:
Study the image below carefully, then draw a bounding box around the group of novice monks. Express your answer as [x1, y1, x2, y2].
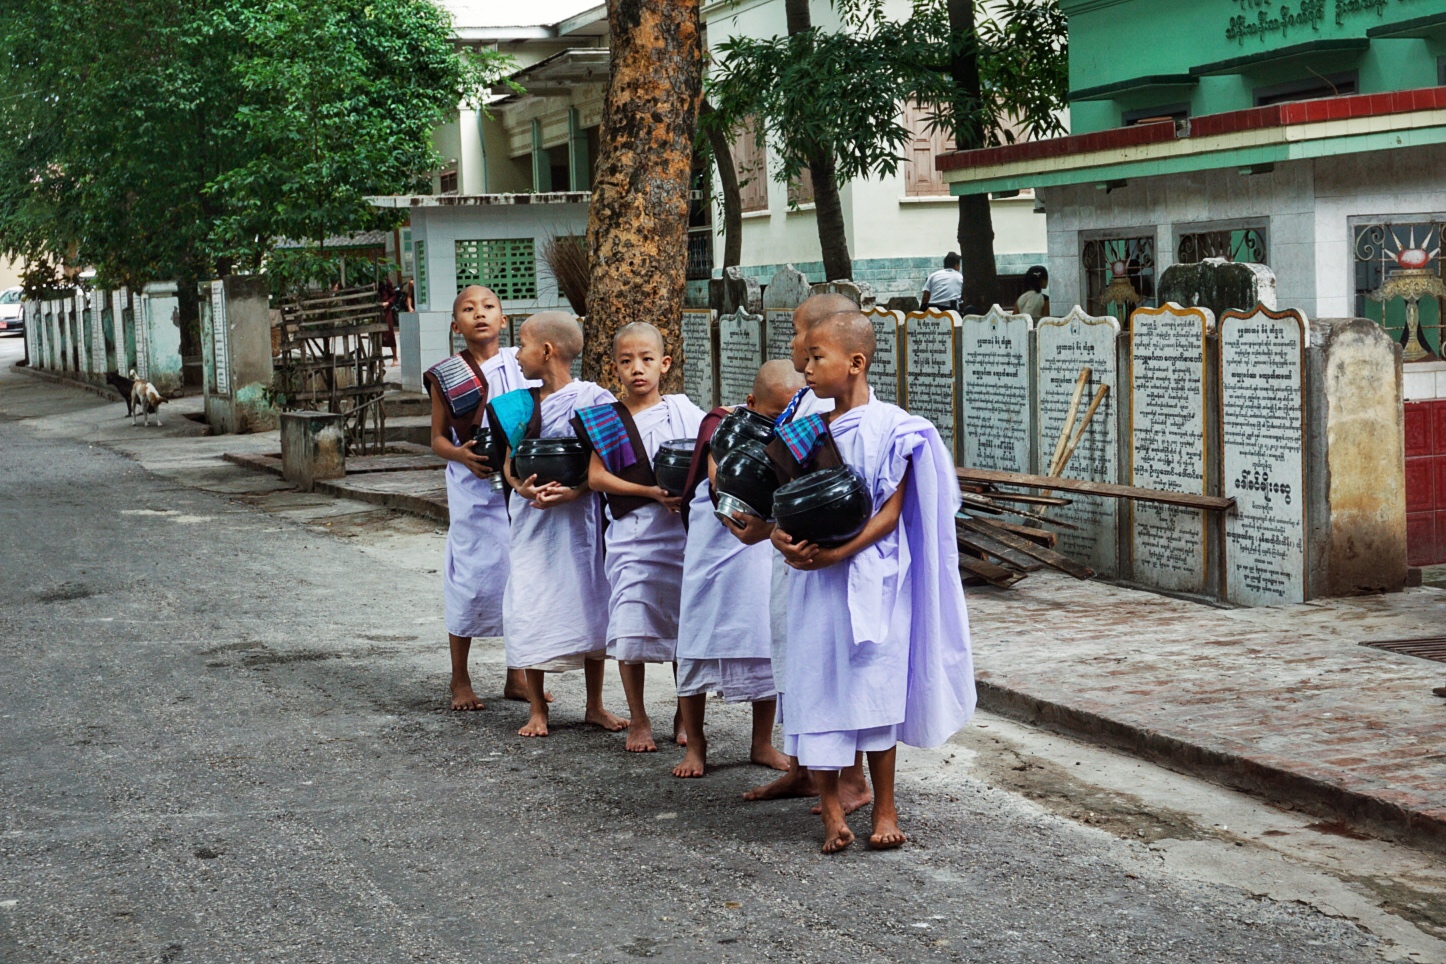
[425, 284, 976, 853]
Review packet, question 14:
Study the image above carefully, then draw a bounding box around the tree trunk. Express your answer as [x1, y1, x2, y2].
[947, 0, 998, 311]
[700, 99, 741, 269]
[786, 0, 852, 280]
[583, 0, 702, 394]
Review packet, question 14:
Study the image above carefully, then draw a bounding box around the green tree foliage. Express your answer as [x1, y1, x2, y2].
[0, 0, 504, 296]
[704, 0, 1067, 289]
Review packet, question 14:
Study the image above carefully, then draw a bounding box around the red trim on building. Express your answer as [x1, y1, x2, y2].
[936, 86, 1446, 173]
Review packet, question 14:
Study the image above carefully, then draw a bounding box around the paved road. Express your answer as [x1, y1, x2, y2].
[0, 345, 1386, 962]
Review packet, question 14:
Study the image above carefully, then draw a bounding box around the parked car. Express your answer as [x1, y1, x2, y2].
[0, 287, 23, 336]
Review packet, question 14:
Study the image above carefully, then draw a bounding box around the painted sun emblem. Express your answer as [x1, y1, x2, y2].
[1388, 225, 1438, 270]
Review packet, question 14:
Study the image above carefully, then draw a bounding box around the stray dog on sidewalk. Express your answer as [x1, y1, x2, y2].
[105, 371, 136, 418]
[129, 370, 165, 426]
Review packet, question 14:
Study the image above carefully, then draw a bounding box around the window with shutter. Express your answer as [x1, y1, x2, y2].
[731, 116, 769, 213]
[901, 101, 951, 197]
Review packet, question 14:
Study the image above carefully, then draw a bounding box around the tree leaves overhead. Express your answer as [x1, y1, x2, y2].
[705, 0, 1068, 191]
[0, 0, 507, 293]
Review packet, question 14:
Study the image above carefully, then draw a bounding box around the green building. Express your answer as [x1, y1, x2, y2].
[940, 0, 1446, 565]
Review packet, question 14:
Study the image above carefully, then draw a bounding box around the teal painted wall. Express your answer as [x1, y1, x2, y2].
[1062, 0, 1446, 132]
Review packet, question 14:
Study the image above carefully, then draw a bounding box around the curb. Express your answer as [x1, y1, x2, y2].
[976, 678, 1446, 856]
[312, 477, 449, 525]
[11, 362, 124, 402]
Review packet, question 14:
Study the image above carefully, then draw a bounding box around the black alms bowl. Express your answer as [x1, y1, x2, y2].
[653, 438, 696, 495]
[513, 436, 590, 488]
[472, 425, 506, 490]
[772, 465, 871, 547]
[710, 407, 775, 461]
[713, 437, 781, 522]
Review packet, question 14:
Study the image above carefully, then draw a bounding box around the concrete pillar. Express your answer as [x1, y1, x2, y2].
[531, 118, 550, 193]
[202, 275, 276, 434]
[140, 282, 183, 393]
[281, 411, 346, 492]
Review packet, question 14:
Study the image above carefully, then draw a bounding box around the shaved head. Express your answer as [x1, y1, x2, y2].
[521, 311, 583, 360]
[751, 359, 805, 412]
[811, 312, 876, 362]
[793, 293, 859, 332]
[613, 321, 666, 356]
[452, 284, 497, 317]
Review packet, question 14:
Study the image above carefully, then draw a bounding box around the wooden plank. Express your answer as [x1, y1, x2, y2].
[982, 519, 1058, 548]
[959, 502, 1081, 531]
[958, 517, 1095, 580]
[973, 490, 1072, 507]
[957, 467, 1235, 512]
[958, 556, 1025, 588]
[957, 529, 1045, 571]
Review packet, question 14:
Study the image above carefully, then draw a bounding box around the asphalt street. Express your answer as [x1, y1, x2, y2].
[0, 345, 1393, 962]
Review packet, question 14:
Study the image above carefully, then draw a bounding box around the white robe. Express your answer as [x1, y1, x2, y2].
[503, 380, 615, 671]
[442, 346, 539, 638]
[770, 388, 837, 701]
[781, 399, 975, 769]
[676, 472, 776, 702]
[603, 394, 705, 663]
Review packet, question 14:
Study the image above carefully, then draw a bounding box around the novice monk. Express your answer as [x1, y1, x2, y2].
[425, 285, 540, 711]
[573, 322, 704, 753]
[491, 312, 629, 738]
[672, 360, 803, 778]
[732, 294, 871, 813]
[772, 311, 976, 853]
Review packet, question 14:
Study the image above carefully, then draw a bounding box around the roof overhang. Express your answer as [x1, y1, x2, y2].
[1070, 74, 1196, 103]
[367, 192, 591, 209]
[940, 86, 1446, 195]
[1189, 38, 1368, 78]
[497, 47, 610, 97]
[1368, 11, 1446, 40]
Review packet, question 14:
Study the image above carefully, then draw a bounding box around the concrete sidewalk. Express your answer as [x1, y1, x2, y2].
[14, 361, 1446, 855]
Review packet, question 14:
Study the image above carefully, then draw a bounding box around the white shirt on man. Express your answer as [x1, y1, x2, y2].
[921, 268, 963, 307]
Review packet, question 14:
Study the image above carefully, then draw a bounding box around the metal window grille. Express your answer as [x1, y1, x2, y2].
[456, 238, 536, 301]
[686, 229, 713, 281]
[1354, 220, 1445, 358]
[1177, 227, 1267, 265]
[1082, 236, 1156, 317]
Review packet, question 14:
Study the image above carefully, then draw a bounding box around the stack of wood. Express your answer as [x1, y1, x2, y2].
[274, 286, 390, 455]
[955, 484, 1094, 588]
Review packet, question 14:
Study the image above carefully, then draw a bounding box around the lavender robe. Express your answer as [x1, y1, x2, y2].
[442, 346, 538, 638]
[676, 468, 776, 702]
[503, 380, 615, 670]
[781, 400, 975, 769]
[604, 394, 705, 663]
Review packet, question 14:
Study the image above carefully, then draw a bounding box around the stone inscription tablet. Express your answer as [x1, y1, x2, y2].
[764, 310, 795, 363]
[1036, 308, 1121, 576]
[718, 308, 764, 406]
[960, 306, 1033, 473]
[863, 307, 903, 405]
[680, 308, 718, 410]
[904, 310, 958, 458]
[210, 280, 231, 395]
[135, 293, 151, 380]
[1130, 303, 1214, 595]
[89, 292, 106, 373]
[1220, 306, 1306, 606]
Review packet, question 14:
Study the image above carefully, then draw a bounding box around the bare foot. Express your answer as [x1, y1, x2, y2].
[812, 776, 872, 815]
[750, 744, 792, 772]
[449, 680, 484, 711]
[869, 813, 907, 850]
[671, 740, 707, 778]
[626, 718, 657, 753]
[518, 710, 549, 738]
[504, 671, 553, 703]
[822, 819, 855, 854]
[584, 707, 629, 732]
[673, 710, 687, 747]
[742, 765, 817, 802]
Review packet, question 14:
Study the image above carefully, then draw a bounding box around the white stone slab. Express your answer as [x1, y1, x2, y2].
[718, 308, 764, 406]
[134, 293, 151, 380]
[903, 309, 959, 458]
[111, 290, 130, 376]
[1219, 306, 1307, 606]
[88, 291, 106, 373]
[862, 307, 904, 406]
[960, 305, 1033, 473]
[1035, 307, 1122, 576]
[681, 308, 718, 410]
[210, 279, 231, 395]
[763, 265, 810, 363]
[1130, 303, 1215, 596]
